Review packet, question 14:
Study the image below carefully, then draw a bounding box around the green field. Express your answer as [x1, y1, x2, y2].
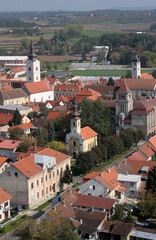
[70, 69, 153, 77]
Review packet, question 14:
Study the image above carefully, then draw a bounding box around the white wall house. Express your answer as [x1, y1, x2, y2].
[0, 188, 11, 222]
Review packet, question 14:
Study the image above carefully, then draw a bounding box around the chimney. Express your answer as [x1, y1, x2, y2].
[62, 200, 65, 206]
[80, 219, 83, 224]
[100, 172, 103, 178]
[21, 155, 23, 160]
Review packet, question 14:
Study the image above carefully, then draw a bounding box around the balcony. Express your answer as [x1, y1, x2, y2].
[3, 206, 10, 213]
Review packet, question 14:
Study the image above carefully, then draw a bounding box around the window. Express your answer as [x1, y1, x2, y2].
[53, 171, 55, 177]
[45, 175, 47, 181]
[29, 67, 31, 71]
[29, 77, 31, 81]
[31, 183, 34, 189]
[36, 67, 38, 71]
[49, 173, 51, 179]
[50, 185, 52, 191]
[36, 77, 38, 80]
[46, 187, 48, 194]
[93, 185, 95, 190]
[57, 169, 59, 176]
[42, 190, 44, 196]
[37, 192, 39, 198]
[73, 122, 75, 127]
[14, 172, 18, 177]
[37, 180, 39, 186]
[73, 141, 76, 147]
[48, 95, 50, 99]
[41, 177, 43, 183]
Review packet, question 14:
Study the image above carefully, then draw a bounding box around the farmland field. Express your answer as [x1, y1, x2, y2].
[38, 55, 73, 63]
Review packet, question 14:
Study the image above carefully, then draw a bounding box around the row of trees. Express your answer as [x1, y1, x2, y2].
[76, 128, 145, 174]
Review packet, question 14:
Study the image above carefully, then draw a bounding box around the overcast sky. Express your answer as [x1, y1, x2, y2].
[1, 0, 156, 12]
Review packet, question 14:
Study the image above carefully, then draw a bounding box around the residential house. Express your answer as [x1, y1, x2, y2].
[0, 56, 28, 69]
[0, 157, 11, 174]
[117, 174, 142, 198]
[0, 125, 10, 139]
[0, 148, 71, 208]
[0, 113, 13, 126]
[46, 111, 69, 121]
[79, 168, 126, 202]
[84, 85, 115, 100]
[75, 88, 101, 102]
[130, 228, 156, 240]
[66, 101, 97, 158]
[8, 67, 26, 77]
[43, 77, 60, 87]
[0, 105, 33, 115]
[100, 221, 134, 240]
[10, 122, 35, 134]
[0, 188, 12, 222]
[0, 139, 20, 159]
[54, 82, 84, 100]
[0, 88, 28, 105]
[139, 142, 156, 161]
[22, 80, 54, 103]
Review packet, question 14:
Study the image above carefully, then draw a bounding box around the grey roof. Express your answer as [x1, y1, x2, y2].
[130, 230, 156, 240]
[0, 105, 32, 111]
[118, 174, 141, 182]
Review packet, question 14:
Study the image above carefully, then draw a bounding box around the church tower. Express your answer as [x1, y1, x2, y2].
[26, 40, 40, 83]
[132, 55, 141, 79]
[71, 99, 81, 134]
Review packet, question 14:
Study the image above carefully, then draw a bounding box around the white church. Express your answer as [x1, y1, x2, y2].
[22, 41, 54, 103]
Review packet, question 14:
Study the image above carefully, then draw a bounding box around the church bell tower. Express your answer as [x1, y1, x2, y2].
[132, 55, 141, 79]
[26, 40, 40, 83]
[71, 99, 81, 134]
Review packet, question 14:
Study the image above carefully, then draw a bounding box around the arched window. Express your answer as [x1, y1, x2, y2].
[73, 141, 76, 147]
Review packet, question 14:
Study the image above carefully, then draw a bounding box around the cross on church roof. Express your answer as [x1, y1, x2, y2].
[28, 40, 37, 60]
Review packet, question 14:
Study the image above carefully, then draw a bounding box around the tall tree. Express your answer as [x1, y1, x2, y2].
[12, 108, 22, 126]
[9, 127, 24, 140]
[48, 121, 55, 142]
[61, 165, 73, 184]
[146, 166, 156, 195]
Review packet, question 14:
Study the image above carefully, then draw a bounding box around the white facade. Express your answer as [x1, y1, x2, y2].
[26, 59, 40, 83]
[29, 90, 54, 103]
[132, 60, 141, 79]
[0, 199, 11, 222]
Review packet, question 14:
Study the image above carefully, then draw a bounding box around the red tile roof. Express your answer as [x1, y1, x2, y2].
[75, 88, 101, 102]
[0, 187, 12, 204]
[128, 160, 156, 175]
[141, 73, 154, 79]
[83, 171, 100, 183]
[12, 155, 42, 178]
[45, 78, 59, 86]
[10, 122, 34, 130]
[11, 67, 25, 73]
[73, 195, 116, 210]
[55, 83, 83, 93]
[37, 148, 71, 164]
[0, 157, 8, 167]
[148, 135, 156, 150]
[125, 78, 156, 90]
[117, 80, 131, 94]
[139, 142, 155, 158]
[127, 151, 147, 161]
[0, 139, 20, 150]
[101, 167, 121, 190]
[0, 113, 13, 125]
[46, 111, 69, 120]
[24, 80, 52, 94]
[80, 126, 97, 140]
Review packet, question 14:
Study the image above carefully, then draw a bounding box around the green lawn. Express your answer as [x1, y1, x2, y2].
[34, 196, 56, 211]
[0, 215, 29, 237]
[84, 30, 105, 37]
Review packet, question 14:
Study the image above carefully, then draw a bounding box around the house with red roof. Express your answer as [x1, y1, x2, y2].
[22, 80, 54, 103]
[10, 122, 35, 134]
[66, 101, 97, 158]
[0, 139, 20, 159]
[0, 187, 12, 222]
[0, 147, 71, 208]
[46, 111, 69, 121]
[75, 88, 101, 102]
[79, 167, 126, 202]
[8, 67, 26, 77]
[0, 156, 11, 174]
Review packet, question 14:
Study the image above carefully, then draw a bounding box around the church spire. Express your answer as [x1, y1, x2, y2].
[28, 40, 37, 60]
[71, 98, 80, 119]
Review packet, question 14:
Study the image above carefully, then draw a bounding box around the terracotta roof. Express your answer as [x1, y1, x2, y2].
[45, 100, 57, 107]
[45, 78, 59, 86]
[12, 155, 43, 178]
[132, 98, 156, 114]
[0, 113, 13, 125]
[94, 175, 115, 191]
[102, 221, 134, 236]
[116, 185, 127, 193]
[0, 157, 8, 167]
[148, 135, 156, 150]
[32, 106, 40, 112]
[117, 80, 131, 94]
[103, 100, 116, 108]
[101, 167, 121, 190]
[127, 151, 147, 161]
[139, 142, 155, 158]
[83, 171, 100, 183]
[0, 88, 27, 101]
[75, 88, 101, 102]
[10, 122, 34, 130]
[0, 139, 20, 150]
[46, 111, 69, 120]
[112, 158, 134, 175]
[85, 85, 115, 96]
[141, 73, 154, 79]
[128, 160, 156, 175]
[73, 195, 116, 210]
[55, 83, 83, 93]
[23, 80, 52, 94]
[80, 126, 97, 140]
[36, 148, 71, 164]
[0, 83, 13, 91]
[0, 187, 12, 204]
[125, 78, 156, 90]
[11, 67, 25, 73]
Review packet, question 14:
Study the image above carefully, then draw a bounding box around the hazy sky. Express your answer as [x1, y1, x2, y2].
[1, 0, 156, 12]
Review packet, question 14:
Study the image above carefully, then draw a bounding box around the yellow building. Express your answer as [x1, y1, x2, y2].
[66, 101, 97, 158]
[0, 88, 28, 105]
